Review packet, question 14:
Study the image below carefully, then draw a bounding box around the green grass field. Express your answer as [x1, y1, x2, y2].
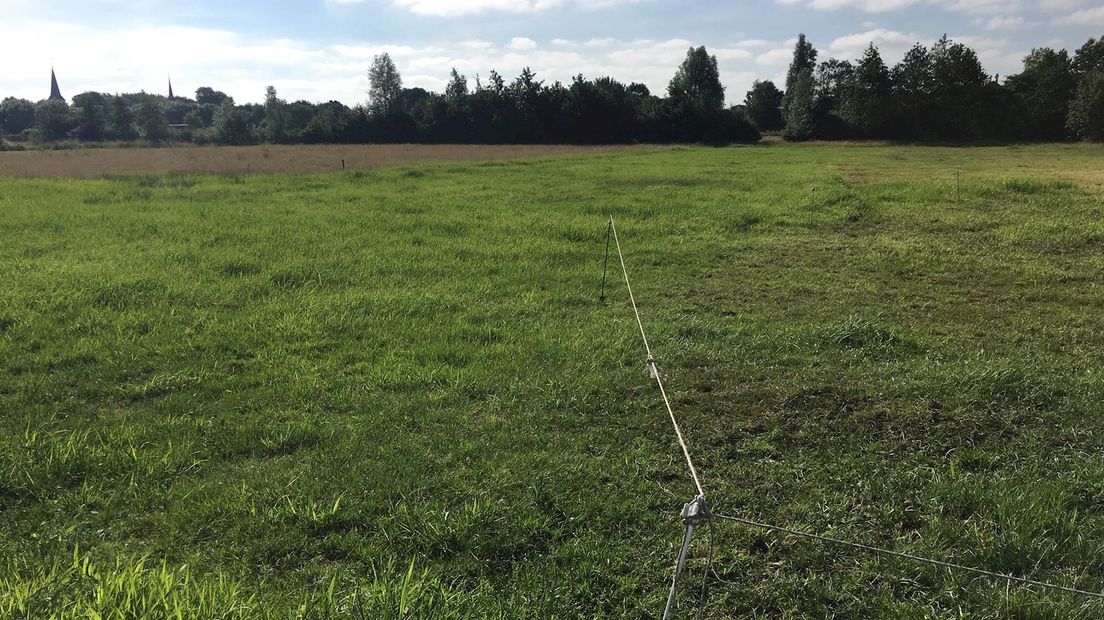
[2, 144, 1104, 618]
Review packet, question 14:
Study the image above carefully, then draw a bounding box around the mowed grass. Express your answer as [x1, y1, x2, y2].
[1, 143, 1104, 618]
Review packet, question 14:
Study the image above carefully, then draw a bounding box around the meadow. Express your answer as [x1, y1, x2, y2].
[1, 143, 1104, 618]
[0, 144, 640, 179]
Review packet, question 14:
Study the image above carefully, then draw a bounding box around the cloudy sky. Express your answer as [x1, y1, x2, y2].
[3, 0, 1102, 106]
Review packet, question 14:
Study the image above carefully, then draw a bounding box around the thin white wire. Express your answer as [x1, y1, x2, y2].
[713, 513, 1104, 601]
[609, 216, 705, 499]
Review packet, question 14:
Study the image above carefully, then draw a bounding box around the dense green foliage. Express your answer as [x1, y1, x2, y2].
[667, 46, 726, 110]
[742, 81, 784, 132]
[783, 68, 816, 142]
[1068, 71, 1104, 142]
[841, 45, 891, 138]
[137, 96, 169, 142]
[782, 34, 818, 121]
[0, 98, 35, 136]
[776, 33, 1104, 142]
[1006, 48, 1076, 141]
[3, 144, 1104, 617]
[367, 53, 405, 118]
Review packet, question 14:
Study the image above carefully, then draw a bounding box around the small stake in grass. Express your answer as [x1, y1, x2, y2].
[341, 159, 345, 170]
[600, 216, 613, 303]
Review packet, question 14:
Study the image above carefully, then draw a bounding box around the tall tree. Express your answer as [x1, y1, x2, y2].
[890, 43, 933, 140]
[510, 67, 547, 142]
[445, 68, 468, 105]
[136, 96, 167, 142]
[368, 53, 403, 117]
[1006, 48, 1075, 140]
[813, 58, 853, 136]
[1067, 37, 1104, 142]
[929, 35, 989, 140]
[195, 87, 231, 106]
[34, 100, 72, 141]
[71, 91, 107, 141]
[212, 101, 254, 145]
[743, 80, 784, 131]
[783, 34, 818, 117]
[110, 96, 136, 140]
[1072, 37, 1104, 76]
[488, 70, 506, 95]
[842, 44, 891, 137]
[1068, 71, 1104, 142]
[814, 59, 853, 112]
[262, 85, 290, 143]
[783, 68, 816, 141]
[565, 75, 637, 143]
[667, 46, 725, 110]
[466, 70, 508, 143]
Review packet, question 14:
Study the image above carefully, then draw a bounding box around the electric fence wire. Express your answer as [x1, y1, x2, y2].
[603, 215, 1104, 616]
[608, 216, 705, 499]
[711, 513, 1104, 602]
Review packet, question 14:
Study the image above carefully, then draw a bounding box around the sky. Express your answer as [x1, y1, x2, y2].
[3, 0, 1103, 107]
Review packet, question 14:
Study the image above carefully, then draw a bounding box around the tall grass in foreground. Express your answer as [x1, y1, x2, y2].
[1, 549, 470, 619]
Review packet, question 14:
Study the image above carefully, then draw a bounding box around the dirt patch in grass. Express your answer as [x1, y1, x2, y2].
[0, 143, 654, 179]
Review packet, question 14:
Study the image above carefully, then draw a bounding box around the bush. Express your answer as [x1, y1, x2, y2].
[212, 102, 256, 146]
[33, 100, 72, 142]
[640, 101, 760, 144]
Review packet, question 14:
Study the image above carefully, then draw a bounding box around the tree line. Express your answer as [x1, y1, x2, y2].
[2, 33, 1102, 147]
[752, 34, 1104, 142]
[0, 48, 758, 147]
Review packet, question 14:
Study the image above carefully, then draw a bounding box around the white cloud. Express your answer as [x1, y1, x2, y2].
[459, 39, 496, 50]
[756, 47, 795, 66]
[829, 28, 924, 61]
[713, 48, 754, 61]
[509, 37, 538, 50]
[976, 16, 1033, 30]
[777, 0, 1094, 15]
[1, 19, 346, 103]
[776, 0, 921, 12]
[377, 0, 643, 17]
[1054, 6, 1104, 27]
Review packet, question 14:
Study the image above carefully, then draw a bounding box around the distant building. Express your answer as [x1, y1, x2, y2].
[48, 69, 64, 102]
[168, 77, 174, 100]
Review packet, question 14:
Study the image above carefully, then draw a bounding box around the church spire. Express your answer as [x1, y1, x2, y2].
[49, 68, 64, 102]
[168, 76, 174, 100]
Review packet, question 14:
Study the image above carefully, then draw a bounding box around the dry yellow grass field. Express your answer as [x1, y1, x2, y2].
[0, 143, 652, 178]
